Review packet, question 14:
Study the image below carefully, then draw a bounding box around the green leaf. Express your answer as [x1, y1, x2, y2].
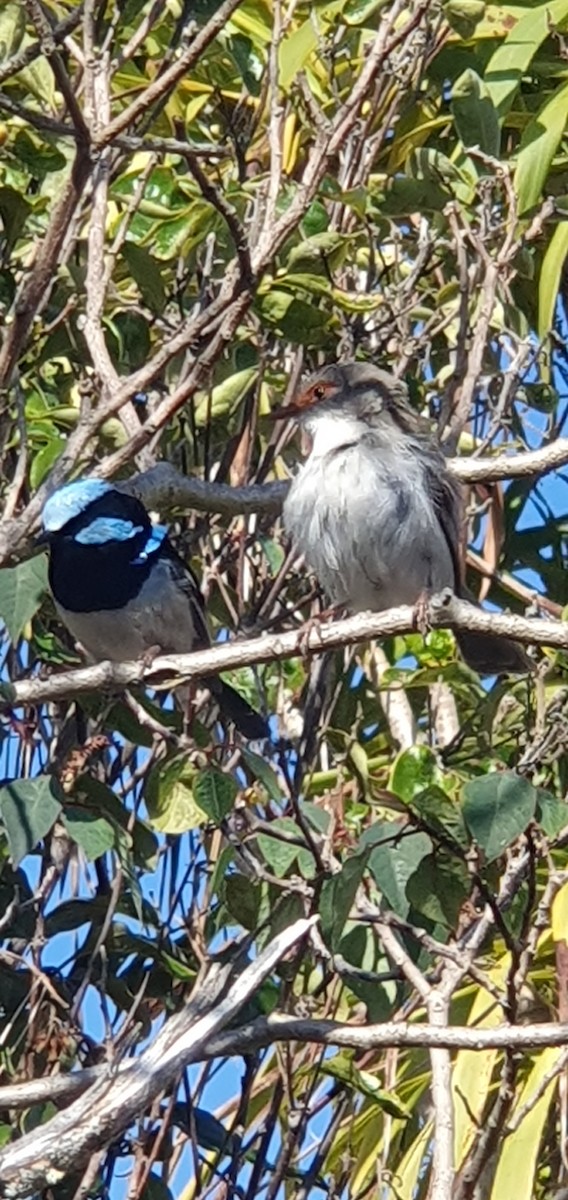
[256, 818, 301, 877]
[257, 291, 328, 342]
[30, 437, 65, 490]
[406, 852, 470, 929]
[300, 801, 331, 835]
[485, 0, 568, 119]
[462, 773, 537, 862]
[0, 555, 48, 643]
[515, 80, 568, 215]
[365, 822, 432, 918]
[159, 951, 196, 982]
[451, 69, 500, 158]
[224, 873, 261, 930]
[0, 187, 33, 252]
[278, 1, 346, 90]
[443, 0, 485, 39]
[122, 242, 166, 313]
[379, 175, 452, 216]
[389, 746, 445, 804]
[18, 57, 56, 109]
[146, 758, 205, 834]
[320, 849, 370, 949]
[193, 768, 237, 824]
[143, 1173, 174, 1200]
[62, 807, 116, 861]
[536, 790, 568, 839]
[193, 368, 258, 425]
[410, 786, 469, 848]
[0, 4, 25, 61]
[321, 1052, 411, 1116]
[538, 221, 568, 341]
[0, 777, 63, 865]
[344, 0, 391, 24]
[241, 748, 282, 801]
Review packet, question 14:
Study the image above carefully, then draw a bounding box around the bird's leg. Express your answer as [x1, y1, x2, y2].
[140, 643, 163, 671]
[413, 589, 433, 637]
[296, 603, 345, 659]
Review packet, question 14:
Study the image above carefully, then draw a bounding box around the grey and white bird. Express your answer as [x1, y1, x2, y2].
[277, 360, 530, 676]
[39, 479, 268, 738]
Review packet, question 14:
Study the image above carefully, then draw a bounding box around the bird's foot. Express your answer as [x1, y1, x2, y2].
[413, 590, 433, 637]
[296, 604, 345, 658]
[140, 643, 163, 671]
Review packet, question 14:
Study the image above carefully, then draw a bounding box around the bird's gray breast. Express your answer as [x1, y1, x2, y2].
[284, 441, 456, 612]
[56, 558, 199, 662]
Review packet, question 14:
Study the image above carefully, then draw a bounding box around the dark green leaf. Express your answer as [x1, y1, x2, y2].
[0, 556, 48, 643]
[224, 873, 260, 930]
[536, 790, 568, 839]
[193, 769, 237, 824]
[257, 819, 300, 877]
[462, 773, 537, 862]
[451, 69, 500, 157]
[407, 852, 470, 929]
[62, 807, 116, 861]
[0, 777, 63, 865]
[241, 748, 282, 801]
[410, 786, 469, 848]
[320, 849, 370, 949]
[122, 242, 166, 313]
[366, 822, 432, 917]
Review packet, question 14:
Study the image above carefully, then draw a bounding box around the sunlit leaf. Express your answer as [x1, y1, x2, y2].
[485, 0, 568, 118]
[515, 79, 568, 214]
[538, 221, 568, 341]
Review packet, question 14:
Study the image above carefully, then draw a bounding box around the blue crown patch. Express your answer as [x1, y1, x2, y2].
[75, 517, 144, 546]
[41, 480, 112, 533]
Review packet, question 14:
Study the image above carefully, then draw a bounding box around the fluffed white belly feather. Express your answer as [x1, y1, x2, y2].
[284, 442, 455, 611]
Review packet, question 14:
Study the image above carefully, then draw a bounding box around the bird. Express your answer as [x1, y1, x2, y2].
[38, 479, 268, 739]
[275, 360, 531, 676]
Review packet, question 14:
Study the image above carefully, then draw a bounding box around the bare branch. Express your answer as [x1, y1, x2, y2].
[0, 917, 316, 1199]
[0, 595, 555, 711]
[3, 1012, 568, 1122]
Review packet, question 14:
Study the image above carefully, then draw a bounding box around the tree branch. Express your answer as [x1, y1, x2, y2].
[2, 1013, 568, 1119]
[0, 595, 557, 711]
[0, 917, 316, 1199]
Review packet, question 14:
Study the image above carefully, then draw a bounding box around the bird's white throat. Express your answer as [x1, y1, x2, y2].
[302, 410, 367, 458]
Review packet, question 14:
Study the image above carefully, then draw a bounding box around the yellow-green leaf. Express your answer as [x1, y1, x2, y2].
[538, 221, 568, 343]
[515, 80, 568, 215]
[485, 0, 568, 118]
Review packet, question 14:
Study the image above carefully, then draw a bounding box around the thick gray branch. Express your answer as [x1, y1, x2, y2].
[2, 1013, 567, 1119]
[0, 595, 556, 710]
[0, 917, 316, 1198]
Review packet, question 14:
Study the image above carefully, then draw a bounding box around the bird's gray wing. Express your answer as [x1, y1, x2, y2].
[420, 447, 464, 593]
[164, 546, 211, 649]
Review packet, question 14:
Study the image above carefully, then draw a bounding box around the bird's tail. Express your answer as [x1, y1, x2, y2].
[455, 584, 533, 676]
[208, 676, 270, 741]
[455, 629, 532, 676]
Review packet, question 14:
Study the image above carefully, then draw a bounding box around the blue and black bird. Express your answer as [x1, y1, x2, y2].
[39, 479, 267, 739]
